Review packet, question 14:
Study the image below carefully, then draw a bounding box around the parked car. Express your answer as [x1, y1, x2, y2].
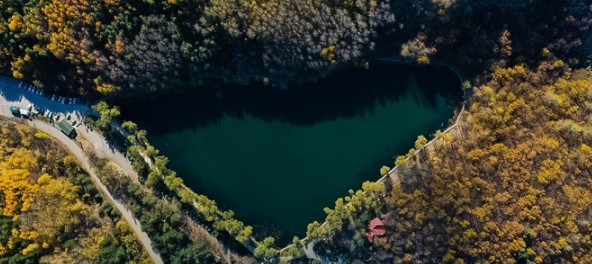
[9, 106, 30, 118]
[9, 106, 19, 116]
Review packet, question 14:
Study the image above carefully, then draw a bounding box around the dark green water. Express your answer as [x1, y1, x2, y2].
[121, 63, 462, 241]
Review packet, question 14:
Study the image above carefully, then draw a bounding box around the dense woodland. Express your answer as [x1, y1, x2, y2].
[307, 59, 592, 263]
[0, 0, 590, 95]
[390, 59, 592, 263]
[0, 118, 150, 263]
[298, 2, 592, 263]
[384, 59, 592, 263]
[0, 0, 394, 94]
[2, 0, 592, 263]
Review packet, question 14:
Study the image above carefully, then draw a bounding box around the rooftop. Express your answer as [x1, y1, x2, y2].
[366, 217, 387, 242]
[57, 119, 75, 136]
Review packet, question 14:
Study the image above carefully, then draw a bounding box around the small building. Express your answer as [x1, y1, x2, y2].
[58, 119, 76, 138]
[366, 217, 387, 243]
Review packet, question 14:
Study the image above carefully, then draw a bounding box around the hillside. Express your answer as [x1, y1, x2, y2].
[307, 59, 592, 263]
[387, 59, 592, 263]
[1, 0, 590, 96]
[0, 118, 151, 263]
[1, 0, 592, 263]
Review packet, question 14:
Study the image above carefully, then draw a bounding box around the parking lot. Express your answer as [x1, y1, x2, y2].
[0, 76, 90, 134]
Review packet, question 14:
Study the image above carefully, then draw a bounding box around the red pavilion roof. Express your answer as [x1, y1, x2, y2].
[366, 217, 387, 242]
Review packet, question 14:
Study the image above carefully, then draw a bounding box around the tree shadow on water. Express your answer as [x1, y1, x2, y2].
[119, 63, 462, 135]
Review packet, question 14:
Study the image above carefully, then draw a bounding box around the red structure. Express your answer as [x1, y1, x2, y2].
[366, 217, 387, 242]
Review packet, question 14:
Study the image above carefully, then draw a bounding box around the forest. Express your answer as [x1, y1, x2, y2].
[297, 1, 592, 263]
[0, 118, 150, 263]
[1, 0, 590, 96]
[2, 0, 592, 263]
[381, 58, 592, 263]
[306, 56, 592, 262]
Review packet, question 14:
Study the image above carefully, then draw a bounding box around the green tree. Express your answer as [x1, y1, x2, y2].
[92, 101, 121, 130]
[254, 237, 278, 260]
[98, 236, 127, 264]
[170, 240, 215, 264]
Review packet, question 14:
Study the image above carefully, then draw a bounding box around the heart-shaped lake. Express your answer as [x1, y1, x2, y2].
[120, 63, 462, 242]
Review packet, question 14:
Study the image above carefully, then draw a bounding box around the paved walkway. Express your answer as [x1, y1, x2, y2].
[77, 125, 142, 183]
[0, 77, 163, 264]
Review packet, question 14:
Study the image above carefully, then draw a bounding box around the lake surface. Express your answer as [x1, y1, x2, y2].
[121, 63, 462, 241]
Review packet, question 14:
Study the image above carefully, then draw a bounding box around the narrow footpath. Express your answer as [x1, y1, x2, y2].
[28, 120, 164, 264]
[0, 77, 164, 264]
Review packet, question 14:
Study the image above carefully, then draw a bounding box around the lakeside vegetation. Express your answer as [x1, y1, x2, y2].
[83, 67, 459, 262]
[0, 118, 150, 263]
[2, 0, 592, 263]
[384, 59, 592, 263]
[86, 101, 299, 261]
[306, 58, 592, 262]
[89, 154, 254, 263]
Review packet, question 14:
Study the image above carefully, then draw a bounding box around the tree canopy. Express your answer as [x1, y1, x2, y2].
[0, 119, 151, 263]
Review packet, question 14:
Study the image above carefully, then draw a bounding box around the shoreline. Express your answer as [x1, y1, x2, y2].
[0, 56, 471, 261]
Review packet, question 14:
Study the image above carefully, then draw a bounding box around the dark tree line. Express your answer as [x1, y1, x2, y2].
[2, 0, 589, 96]
[0, 0, 394, 95]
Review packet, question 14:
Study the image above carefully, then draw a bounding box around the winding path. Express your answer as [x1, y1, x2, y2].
[29, 120, 163, 264]
[0, 77, 164, 264]
[1, 57, 468, 263]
